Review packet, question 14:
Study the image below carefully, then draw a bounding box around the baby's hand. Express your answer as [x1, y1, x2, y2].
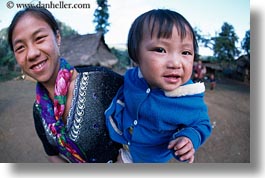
[168, 137, 195, 163]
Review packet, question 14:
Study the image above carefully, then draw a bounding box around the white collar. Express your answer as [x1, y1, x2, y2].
[164, 82, 205, 97]
[138, 68, 144, 78]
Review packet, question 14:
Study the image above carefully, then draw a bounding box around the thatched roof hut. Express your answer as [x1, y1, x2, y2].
[60, 32, 118, 68]
[236, 54, 250, 82]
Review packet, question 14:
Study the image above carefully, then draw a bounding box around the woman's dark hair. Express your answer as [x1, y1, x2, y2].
[127, 9, 198, 64]
[8, 7, 59, 51]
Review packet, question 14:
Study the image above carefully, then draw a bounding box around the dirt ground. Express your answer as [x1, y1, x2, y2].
[0, 77, 250, 163]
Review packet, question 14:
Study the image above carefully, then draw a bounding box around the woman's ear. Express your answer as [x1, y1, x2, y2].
[56, 30, 61, 47]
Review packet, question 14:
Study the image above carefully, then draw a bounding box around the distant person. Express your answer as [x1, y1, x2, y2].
[192, 72, 203, 83]
[8, 7, 123, 163]
[105, 9, 212, 163]
[194, 60, 206, 81]
[209, 73, 216, 90]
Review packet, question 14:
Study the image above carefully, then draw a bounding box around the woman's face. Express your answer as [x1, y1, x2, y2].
[12, 13, 61, 84]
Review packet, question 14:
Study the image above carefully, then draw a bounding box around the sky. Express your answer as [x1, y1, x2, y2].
[0, 0, 250, 56]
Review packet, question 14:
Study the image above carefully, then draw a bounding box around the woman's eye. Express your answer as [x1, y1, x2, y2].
[14, 45, 24, 53]
[36, 36, 46, 42]
[154, 47, 166, 53]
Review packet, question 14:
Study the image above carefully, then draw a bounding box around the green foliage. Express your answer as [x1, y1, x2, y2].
[241, 30, 250, 56]
[195, 24, 250, 64]
[57, 20, 78, 37]
[194, 27, 213, 50]
[0, 41, 9, 59]
[0, 28, 18, 81]
[93, 0, 110, 34]
[0, 28, 15, 71]
[0, 70, 20, 82]
[213, 22, 240, 62]
[202, 55, 218, 62]
[0, 28, 10, 56]
[111, 47, 131, 73]
[0, 53, 15, 69]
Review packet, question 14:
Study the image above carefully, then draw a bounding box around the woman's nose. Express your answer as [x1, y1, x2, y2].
[27, 44, 41, 61]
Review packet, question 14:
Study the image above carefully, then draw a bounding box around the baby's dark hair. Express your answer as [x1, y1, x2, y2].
[127, 9, 198, 64]
[8, 7, 59, 51]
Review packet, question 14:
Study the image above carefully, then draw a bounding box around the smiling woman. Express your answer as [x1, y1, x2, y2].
[7, 7, 123, 163]
[11, 14, 61, 84]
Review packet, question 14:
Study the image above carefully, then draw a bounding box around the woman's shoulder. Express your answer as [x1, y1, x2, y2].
[75, 66, 124, 87]
[75, 66, 121, 76]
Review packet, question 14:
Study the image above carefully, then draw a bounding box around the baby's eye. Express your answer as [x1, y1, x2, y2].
[182, 51, 192, 55]
[154, 47, 166, 53]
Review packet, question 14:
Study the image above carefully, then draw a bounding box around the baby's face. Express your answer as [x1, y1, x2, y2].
[138, 26, 194, 92]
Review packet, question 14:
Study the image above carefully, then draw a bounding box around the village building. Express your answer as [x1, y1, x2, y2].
[235, 54, 250, 82]
[193, 54, 250, 83]
[60, 32, 118, 68]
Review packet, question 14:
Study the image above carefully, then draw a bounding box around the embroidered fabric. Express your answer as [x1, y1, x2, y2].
[35, 58, 86, 163]
[34, 66, 124, 162]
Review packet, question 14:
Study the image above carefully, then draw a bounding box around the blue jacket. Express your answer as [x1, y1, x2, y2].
[105, 67, 212, 162]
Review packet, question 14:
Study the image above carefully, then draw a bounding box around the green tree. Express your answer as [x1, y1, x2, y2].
[111, 47, 130, 68]
[93, 0, 110, 34]
[194, 27, 214, 50]
[241, 30, 250, 57]
[0, 28, 8, 59]
[57, 21, 78, 37]
[0, 28, 15, 70]
[213, 22, 240, 62]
